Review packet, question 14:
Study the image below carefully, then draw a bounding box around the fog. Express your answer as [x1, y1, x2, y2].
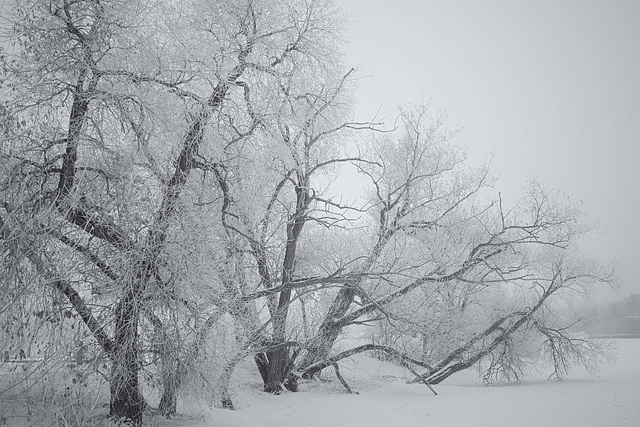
[342, 0, 640, 298]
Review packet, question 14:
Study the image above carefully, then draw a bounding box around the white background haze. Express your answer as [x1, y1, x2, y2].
[341, 0, 640, 298]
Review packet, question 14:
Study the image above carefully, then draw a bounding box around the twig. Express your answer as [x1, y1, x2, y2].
[403, 362, 437, 396]
[332, 363, 358, 394]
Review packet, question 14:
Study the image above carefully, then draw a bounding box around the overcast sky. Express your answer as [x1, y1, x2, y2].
[342, 0, 640, 297]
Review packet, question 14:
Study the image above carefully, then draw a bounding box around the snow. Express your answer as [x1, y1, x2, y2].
[2, 340, 638, 426]
[162, 339, 640, 427]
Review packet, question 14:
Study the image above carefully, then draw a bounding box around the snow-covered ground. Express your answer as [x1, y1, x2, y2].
[171, 339, 640, 427]
[2, 339, 638, 426]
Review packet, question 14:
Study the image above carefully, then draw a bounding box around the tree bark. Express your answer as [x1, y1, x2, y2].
[158, 359, 186, 417]
[109, 297, 143, 425]
[264, 347, 297, 393]
[255, 352, 269, 386]
[299, 286, 355, 373]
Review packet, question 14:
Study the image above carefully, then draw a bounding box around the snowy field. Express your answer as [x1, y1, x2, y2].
[168, 339, 640, 427]
[1, 339, 638, 426]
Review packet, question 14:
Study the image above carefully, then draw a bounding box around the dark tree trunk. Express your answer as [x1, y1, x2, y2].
[258, 189, 306, 393]
[109, 367, 143, 425]
[263, 347, 297, 393]
[265, 348, 287, 393]
[264, 349, 288, 394]
[109, 299, 143, 425]
[221, 398, 234, 409]
[255, 352, 269, 385]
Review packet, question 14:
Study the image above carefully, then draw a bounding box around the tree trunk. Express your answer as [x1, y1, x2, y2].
[299, 286, 355, 374]
[110, 364, 143, 425]
[255, 352, 269, 385]
[263, 347, 297, 393]
[110, 299, 143, 425]
[299, 227, 393, 372]
[158, 358, 187, 417]
[425, 361, 475, 384]
[265, 348, 287, 393]
[219, 350, 250, 409]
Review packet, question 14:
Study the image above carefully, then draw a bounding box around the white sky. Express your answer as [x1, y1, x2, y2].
[341, 0, 640, 297]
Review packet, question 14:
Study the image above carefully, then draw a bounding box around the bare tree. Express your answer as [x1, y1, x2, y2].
[287, 108, 615, 386]
[0, 0, 353, 422]
[206, 65, 371, 392]
[297, 176, 615, 386]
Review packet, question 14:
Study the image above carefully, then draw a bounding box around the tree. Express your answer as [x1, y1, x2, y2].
[291, 110, 615, 386]
[297, 176, 615, 386]
[1, 0, 351, 422]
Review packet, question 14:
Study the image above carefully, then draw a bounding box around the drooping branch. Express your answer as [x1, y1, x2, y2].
[531, 317, 613, 380]
[413, 277, 560, 385]
[332, 363, 356, 394]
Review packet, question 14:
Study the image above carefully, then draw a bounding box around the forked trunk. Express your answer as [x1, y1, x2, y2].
[263, 347, 297, 393]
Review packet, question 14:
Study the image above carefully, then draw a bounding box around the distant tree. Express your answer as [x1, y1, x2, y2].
[608, 294, 640, 315]
[597, 293, 640, 337]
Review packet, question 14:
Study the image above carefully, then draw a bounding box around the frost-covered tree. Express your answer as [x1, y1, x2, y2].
[0, 0, 615, 424]
[293, 109, 615, 388]
[0, 0, 352, 422]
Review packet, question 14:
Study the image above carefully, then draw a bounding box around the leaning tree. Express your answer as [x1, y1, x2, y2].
[196, 93, 615, 394]
[290, 107, 615, 385]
